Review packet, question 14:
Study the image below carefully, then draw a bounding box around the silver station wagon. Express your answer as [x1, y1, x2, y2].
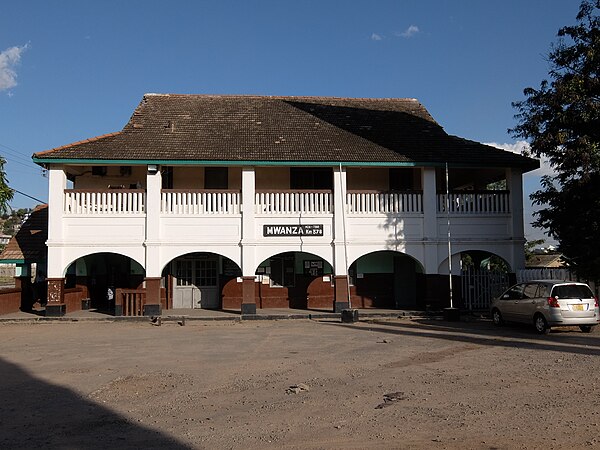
[490, 280, 599, 334]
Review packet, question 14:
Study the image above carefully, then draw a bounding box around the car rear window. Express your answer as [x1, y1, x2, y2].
[551, 284, 594, 299]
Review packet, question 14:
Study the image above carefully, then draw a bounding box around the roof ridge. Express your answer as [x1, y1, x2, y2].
[142, 93, 421, 102]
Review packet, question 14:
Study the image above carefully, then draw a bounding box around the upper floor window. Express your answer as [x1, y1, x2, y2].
[290, 167, 332, 190]
[390, 168, 418, 191]
[205, 167, 228, 189]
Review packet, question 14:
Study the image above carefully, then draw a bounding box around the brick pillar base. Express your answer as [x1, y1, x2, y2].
[144, 277, 162, 316]
[334, 275, 350, 313]
[241, 276, 257, 315]
[46, 278, 66, 317]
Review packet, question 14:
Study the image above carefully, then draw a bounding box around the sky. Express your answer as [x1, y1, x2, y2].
[0, 0, 585, 243]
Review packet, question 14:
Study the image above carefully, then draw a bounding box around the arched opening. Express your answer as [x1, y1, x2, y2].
[65, 252, 145, 313]
[350, 251, 424, 309]
[438, 250, 513, 311]
[459, 250, 511, 273]
[162, 252, 241, 310]
[251, 251, 334, 310]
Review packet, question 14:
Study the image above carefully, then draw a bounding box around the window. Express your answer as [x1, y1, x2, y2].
[175, 260, 193, 286]
[205, 167, 228, 189]
[92, 166, 107, 177]
[389, 168, 417, 191]
[551, 284, 594, 299]
[523, 284, 539, 299]
[502, 284, 525, 300]
[162, 166, 173, 189]
[290, 168, 332, 190]
[270, 254, 295, 287]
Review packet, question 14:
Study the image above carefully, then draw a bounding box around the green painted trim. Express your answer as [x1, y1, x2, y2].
[0, 259, 24, 264]
[32, 157, 532, 170]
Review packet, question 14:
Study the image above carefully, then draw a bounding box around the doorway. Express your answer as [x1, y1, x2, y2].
[172, 257, 219, 309]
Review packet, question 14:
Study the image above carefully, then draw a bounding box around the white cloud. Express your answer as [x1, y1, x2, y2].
[485, 140, 555, 177]
[370, 33, 382, 41]
[0, 44, 29, 92]
[399, 25, 419, 38]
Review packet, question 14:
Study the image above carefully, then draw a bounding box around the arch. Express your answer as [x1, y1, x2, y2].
[162, 251, 242, 310]
[62, 248, 145, 277]
[349, 250, 424, 309]
[346, 245, 425, 274]
[438, 249, 512, 275]
[253, 251, 334, 310]
[254, 245, 333, 272]
[64, 252, 146, 312]
[160, 246, 241, 275]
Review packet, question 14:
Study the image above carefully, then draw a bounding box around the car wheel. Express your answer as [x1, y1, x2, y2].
[491, 309, 503, 326]
[579, 325, 593, 333]
[533, 314, 549, 334]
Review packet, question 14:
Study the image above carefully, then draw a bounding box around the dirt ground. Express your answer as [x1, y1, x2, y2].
[0, 317, 599, 450]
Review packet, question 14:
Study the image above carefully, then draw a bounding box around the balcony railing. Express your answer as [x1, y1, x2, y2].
[64, 189, 145, 215]
[346, 191, 423, 214]
[255, 190, 332, 215]
[161, 190, 241, 215]
[62, 189, 510, 217]
[437, 191, 510, 215]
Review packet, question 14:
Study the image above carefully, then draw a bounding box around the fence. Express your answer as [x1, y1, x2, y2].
[437, 191, 510, 215]
[516, 268, 574, 283]
[346, 191, 422, 214]
[161, 190, 240, 215]
[115, 288, 145, 316]
[64, 189, 146, 214]
[461, 268, 511, 311]
[255, 190, 332, 215]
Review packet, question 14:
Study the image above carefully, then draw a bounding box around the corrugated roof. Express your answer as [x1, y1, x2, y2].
[0, 204, 48, 263]
[33, 94, 539, 171]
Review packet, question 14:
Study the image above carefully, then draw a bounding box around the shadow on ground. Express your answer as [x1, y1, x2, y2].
[0, 357, 192, 449]
[320, 317, 600, 357]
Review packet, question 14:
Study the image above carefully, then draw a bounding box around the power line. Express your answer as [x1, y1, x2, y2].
[0, 142, 35, 165]
[12, 188, 45, 204]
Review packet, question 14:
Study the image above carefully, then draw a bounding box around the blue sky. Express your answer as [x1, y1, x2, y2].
[0, 0, 583, 242]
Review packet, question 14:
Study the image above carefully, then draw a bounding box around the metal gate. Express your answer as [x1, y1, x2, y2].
[461, 268, 511, 311]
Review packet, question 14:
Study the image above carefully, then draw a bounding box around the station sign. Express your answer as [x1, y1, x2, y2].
[263, 224, 324, 237]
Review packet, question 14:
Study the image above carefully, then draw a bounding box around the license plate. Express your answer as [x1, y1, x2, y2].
[572, 304, 584, 311]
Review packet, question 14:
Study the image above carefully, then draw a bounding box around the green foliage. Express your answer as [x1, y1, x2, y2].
[511, 1, 600, 279]
[0, 158, 13, 215]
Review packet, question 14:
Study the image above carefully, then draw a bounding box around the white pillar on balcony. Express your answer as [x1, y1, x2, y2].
[333, 165, 348, 276]
[507, 168, 526, 270]
[241, 167, 257, 276]
[421, 167, 438, 274]
[145, 165, 162, 278]
[47, 165, 67, 278]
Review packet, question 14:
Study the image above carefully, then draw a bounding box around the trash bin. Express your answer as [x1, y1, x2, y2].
[341, 309, 359, 323]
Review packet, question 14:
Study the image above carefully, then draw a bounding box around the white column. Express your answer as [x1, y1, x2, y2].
[333, 165, 348, 276]
[145, 165, 162, 277]
[507, 168, 526, 270]
[241, 167, 256, 276]
[47, 165, 66, 278]
[421, 167, 438, 274]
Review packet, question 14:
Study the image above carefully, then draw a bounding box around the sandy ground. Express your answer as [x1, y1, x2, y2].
[0, 317, 599, 449]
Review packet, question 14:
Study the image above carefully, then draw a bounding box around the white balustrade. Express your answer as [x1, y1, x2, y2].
[161, 190, 241, 215]
[64, 190, 145, 214]
[346, 191, 423, 214]
[255, 191, 332, 214]
[437, 191, 510, 214]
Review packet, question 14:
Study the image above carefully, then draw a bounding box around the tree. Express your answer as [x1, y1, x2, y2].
[510, 0, 600, 280]
[0, 157, 13, 215]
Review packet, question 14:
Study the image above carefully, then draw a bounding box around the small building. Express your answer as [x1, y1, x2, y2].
[32, 94, 538, 316]
[0, 204, 48, 312]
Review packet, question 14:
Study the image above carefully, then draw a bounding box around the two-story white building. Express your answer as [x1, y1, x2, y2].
[33, 94, 538, 316]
